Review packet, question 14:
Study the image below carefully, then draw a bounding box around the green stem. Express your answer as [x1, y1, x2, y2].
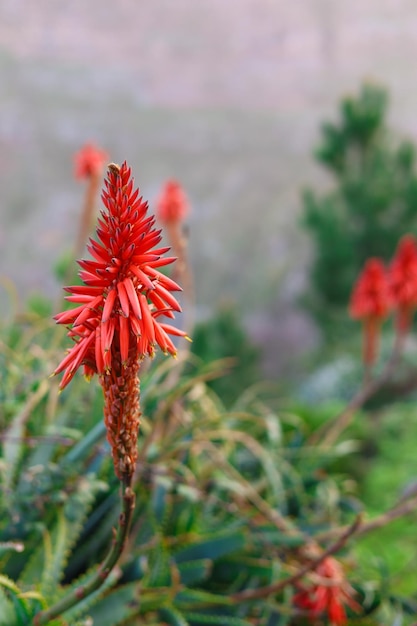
[33, 475, 136, 625]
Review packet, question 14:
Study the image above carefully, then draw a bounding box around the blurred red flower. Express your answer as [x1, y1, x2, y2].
[389, 234, 417, 333]
[156, 179, 189, 224]
[293, 557, 360, 626]
[349, 258, 391, 365]
[74, 143, 109, 179]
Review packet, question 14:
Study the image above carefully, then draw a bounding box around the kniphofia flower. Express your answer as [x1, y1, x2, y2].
[293, 557, 360, 625]
[156, 179, 189, 224]
[349, 258, 391, 366]
[389, 234, 417, 333]
[74, 143, 109, 180]
[54, 162, 187, 479]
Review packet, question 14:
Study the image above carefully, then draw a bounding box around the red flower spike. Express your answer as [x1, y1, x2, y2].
[349, 258, 391, 366]
[74, 143, 109, 180]
[293, 557, 360, 626]
[54, 162, 187, 479]
[389, 234, 417, 333]
[156, 179, 189, 224]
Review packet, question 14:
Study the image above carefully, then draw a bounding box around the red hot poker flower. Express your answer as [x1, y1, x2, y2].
[156, 179, 189, 224]
[54, 162, 187, 479]
[349, 258, 391, 366]
[293, 557, 360, 626]
[74, 143, 109, 180]
[389, 234, 417, 333]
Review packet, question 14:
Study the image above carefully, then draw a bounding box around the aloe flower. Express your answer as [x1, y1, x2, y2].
[293, 557, 360, 625]
[74, 143, 109, 180]
[156, 179, 189, 224]
[389, 234, 417, 333]
[54, 162, 186, 479]
[349, 258, 391, 366]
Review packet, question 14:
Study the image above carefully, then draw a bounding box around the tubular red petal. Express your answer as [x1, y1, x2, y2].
[78, 259, 106, 273]
[102, 288, 117, 323]
[86, 243, 108, 263]
[101, 319, 115, 371]
[139, 293, 155, 344]
[63, 285, 103, 295]
[129, 265, 155, 291]
[123, 278, 141, 319]
[146, 246, 171, 256]
[72, 305, 96, 328]
[59, 367, 76, 390]
[154, 284, 182, 312]
[95, 326, 104, 373]
[54, 332, 95, 375]
[129, 254, 160, 264]
[65, 294, 101, 303]
[54, 305, 85, 324]
[147, 256, 177, 268]
[129, 315, 142, 336]
[160, 323, 187, 338]
[154, 322, 176, 355]
[119, 315, 130, 364]
[71, 295, 102, 327]
[117, 281, 130, 317]
[148, 290, 172, 312]
[154, 271, 182, 292]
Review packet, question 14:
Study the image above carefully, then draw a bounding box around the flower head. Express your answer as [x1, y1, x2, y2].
[389, 234, 417, 332]
[349, 258, 391, 366]
[156, 179, 189, 224]
[349, 258, 391, 321]
[54, 162, 187, 479]
[293, 557, 359, 626]
[74, 143, 109, 180]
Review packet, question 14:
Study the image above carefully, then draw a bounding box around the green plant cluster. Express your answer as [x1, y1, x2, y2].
[302, 83, 417, 336]
[0, 301, 416, 625]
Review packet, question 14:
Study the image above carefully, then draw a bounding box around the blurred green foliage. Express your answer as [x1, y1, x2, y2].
[0, 298, 416, 625]
[302, 83, 417, 337]
[190, 306, 261, 407]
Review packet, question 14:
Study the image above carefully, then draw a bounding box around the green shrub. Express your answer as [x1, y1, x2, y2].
[190, 305, 261, 407]
[302, 83, 417, 337]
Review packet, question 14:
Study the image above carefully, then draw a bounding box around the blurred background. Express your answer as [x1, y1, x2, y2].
[1, 0, 417, 379]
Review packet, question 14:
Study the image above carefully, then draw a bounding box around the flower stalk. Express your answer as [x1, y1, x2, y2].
[73, 144, 109, 257]
[157, 179, 195, 334]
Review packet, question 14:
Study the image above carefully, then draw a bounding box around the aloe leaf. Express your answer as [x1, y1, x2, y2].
[212, 555, 274, 580]
[2, 381, 49, 496]
[177, 559, 212, 586]
[174, 530, 245, 564]
[0, 575, 31, 625]
[182, 612, 252, 626]
[62, 420, 106, 466]
[175, 589, 232, 608]
[19, 477, 104, 592]
[151, 479, 171, 525]
[159, 606, 190, 626]
[57, 567, 119, 623]
[146, 542, 172, 587]
[0, 583, 16, 626]
[79, 580, 139, 625]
